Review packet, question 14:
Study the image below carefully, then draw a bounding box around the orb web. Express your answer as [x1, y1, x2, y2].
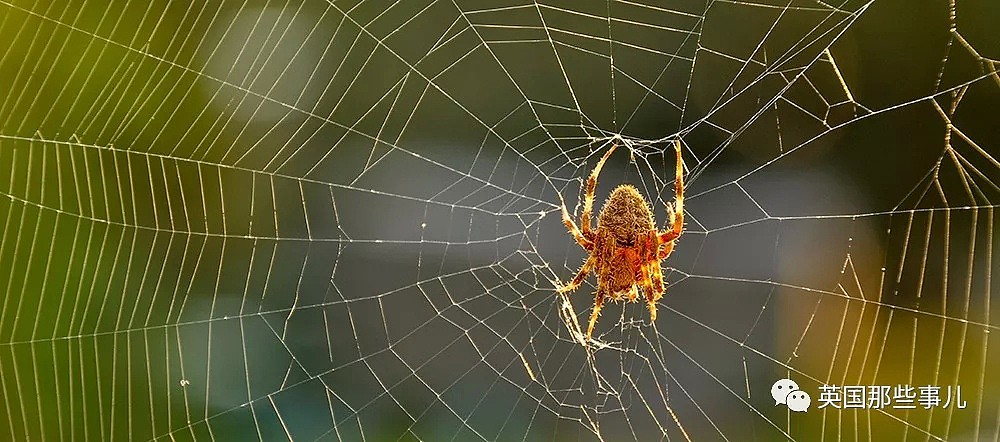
[0, 0, 998, 440]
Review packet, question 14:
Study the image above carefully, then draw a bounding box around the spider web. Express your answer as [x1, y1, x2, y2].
[1, 0, 998, 440]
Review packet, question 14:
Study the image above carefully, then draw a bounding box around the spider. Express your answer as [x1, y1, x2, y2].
[557, 140, 685, 339]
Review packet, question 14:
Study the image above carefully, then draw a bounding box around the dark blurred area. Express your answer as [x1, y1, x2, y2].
[0, 0, 998, 440]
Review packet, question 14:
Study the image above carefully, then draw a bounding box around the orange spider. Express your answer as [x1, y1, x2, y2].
[557, 140, 685, 339]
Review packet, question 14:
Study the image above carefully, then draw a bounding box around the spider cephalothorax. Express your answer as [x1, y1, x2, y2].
[558, 140, 685, 339]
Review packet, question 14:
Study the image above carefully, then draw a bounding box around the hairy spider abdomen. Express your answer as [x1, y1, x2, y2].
[596, 185, 655, 245]
[594, 185, 659, 296]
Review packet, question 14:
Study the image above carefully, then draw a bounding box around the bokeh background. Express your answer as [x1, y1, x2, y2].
[1, 0, 999, 440]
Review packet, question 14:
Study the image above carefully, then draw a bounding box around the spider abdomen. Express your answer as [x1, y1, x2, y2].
[593, 185, 658, 296]
[596, 185, 655, 245]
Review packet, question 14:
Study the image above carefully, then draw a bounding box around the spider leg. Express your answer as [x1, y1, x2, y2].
[658, 140, 685, 243]
[586, 288, 607, 339]
[582, 143, 618, 236]
[557, 256, 595, 293]
[646, 261, 665, 322]
[639, 264, 653, 297]
[657, 241, 675, 259]
[559, 194, 592, 250]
